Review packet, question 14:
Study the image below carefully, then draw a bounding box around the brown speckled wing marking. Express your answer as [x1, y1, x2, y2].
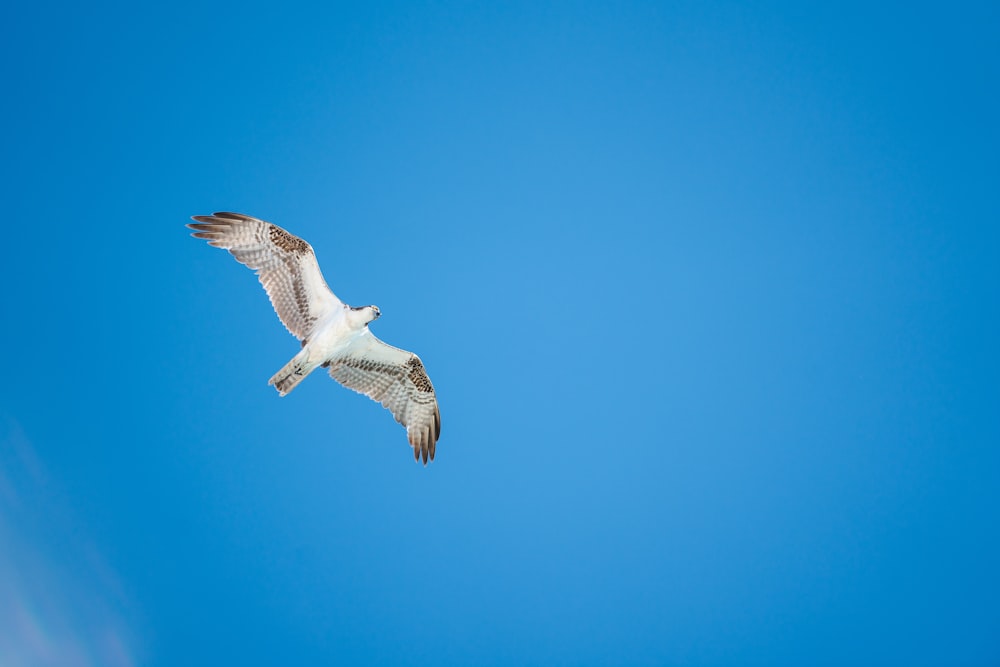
[269, 224, 309, 254]
[187, 212, 341, 340]
[406, 357, 434, 393]
[328, 334, 441, 464]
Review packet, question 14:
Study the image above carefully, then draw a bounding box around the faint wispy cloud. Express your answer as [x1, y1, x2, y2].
[0, 418, 138, 667]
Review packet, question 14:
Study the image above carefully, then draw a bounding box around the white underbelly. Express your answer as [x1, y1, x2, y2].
[306, 317, 365, 362]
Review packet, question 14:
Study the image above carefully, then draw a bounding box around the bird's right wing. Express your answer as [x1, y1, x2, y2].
[188, 212, 342, 340]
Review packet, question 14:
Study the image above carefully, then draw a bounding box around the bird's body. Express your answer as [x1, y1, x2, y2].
[269, 306, 374, 395]
[187, 212, 441, 464]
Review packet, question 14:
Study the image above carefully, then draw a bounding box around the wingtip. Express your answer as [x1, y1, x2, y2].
[189, 212, 254, 225]
[213, 211, 255, 221]
[410, 430, 433, 466]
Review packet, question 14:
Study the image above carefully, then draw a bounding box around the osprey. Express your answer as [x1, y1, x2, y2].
[187, 212, 441, 464]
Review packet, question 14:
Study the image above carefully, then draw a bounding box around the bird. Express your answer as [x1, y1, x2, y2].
[187, 211, 441, 464]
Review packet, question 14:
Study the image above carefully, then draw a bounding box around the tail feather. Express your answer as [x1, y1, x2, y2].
[269, 351, 317, 396]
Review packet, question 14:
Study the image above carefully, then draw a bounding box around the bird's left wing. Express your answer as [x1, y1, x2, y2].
[328, 331, 441, 464]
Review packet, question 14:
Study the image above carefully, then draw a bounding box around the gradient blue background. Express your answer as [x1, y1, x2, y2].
[1, 2, 998, 665]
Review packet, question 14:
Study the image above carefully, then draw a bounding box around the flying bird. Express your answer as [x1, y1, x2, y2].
[187, 212, 441, 464]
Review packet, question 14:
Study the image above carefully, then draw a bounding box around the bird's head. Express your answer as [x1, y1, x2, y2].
[348, 304, 381, 327]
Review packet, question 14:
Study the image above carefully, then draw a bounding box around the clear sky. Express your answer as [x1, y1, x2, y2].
[1, 2, 998, 665]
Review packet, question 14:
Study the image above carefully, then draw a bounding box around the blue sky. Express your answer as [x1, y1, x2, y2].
[2, 2, 998, 665]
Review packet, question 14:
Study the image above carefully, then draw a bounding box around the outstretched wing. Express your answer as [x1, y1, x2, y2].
[187, 212, 342, 340]
[328, 330, 441, 464]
